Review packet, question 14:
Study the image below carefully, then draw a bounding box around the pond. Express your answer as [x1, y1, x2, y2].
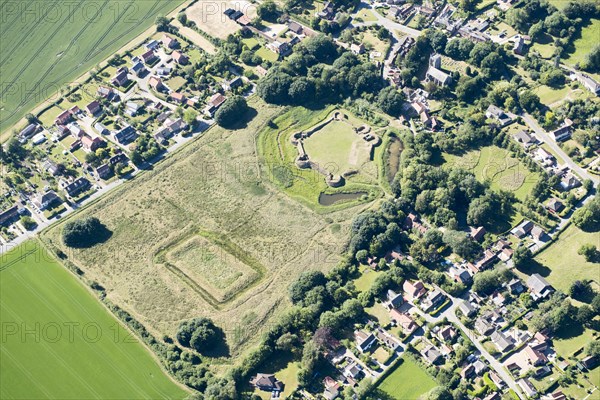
[318, 191, 367, 206]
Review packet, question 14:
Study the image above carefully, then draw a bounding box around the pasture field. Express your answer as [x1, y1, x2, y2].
[377, 357, 437, 399]
[257, 106, 386, 211]
[184, 0, 257, 39]
[41, 98, 357, 359]
[562, 19, 600, 68]
[0, 241, 188, 400]
[533, 224, 600, 292]
[0, 0, 186, 136]
[443, 146, 539, 202]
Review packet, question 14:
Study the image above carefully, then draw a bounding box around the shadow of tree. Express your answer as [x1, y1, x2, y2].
[516, 258, 552, 277]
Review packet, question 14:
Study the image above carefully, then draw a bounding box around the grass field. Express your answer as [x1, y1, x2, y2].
[0, 241, 188, 400]
[41, 98, 356, 360]
[0, 0, 185, 136]
[443, 146, 539, 202]
[533, 224, 600, 292]
[256, 46, 279, 62]
[354, 8, 377, 22]
[377, 357, 437, 399]
[562, 19, 600, 67]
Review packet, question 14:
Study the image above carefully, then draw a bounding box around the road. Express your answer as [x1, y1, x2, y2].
[352, 2, 421, 38]
[521, 113, 599, 187]
[411, 288, 525, 399]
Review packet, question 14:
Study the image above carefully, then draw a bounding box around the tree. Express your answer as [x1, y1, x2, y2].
[183, 108, 198, 126]
[513, 245, 533, 268]
[472, 269, 509, 295]
[257, 0, 279, 22]
[155, 16, 170, 31]
[289, 271, 326, 304]
[576, 305, 594, 325]
[62, 217, 111, 248]
[587, 340, 600, 358]
[25, 113, 37, 124]
[578, 243, 599, 262]
[569, 280, 593, 301]
[177, 12, 187, 26]
[176, 317, 222, 353]
[572, 197, 600, 232]
[584, 45, 600, 72]
[204, 376, 237, 400]
[377, 86, 404, 117]
[528, 21, 544, 41]
[288, 77, 316, 104]
[519, 90, 541, 113]
[20, 216, 37, 231]
[257, 71, 293, 104]
[442, 230, 481, 261]
[214, 95, 248, 127]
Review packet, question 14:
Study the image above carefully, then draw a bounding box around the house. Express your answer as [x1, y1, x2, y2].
[145, 39, 160, 50]
[524, 345, 547, 366]
[114, 125, 137, 144]
[0, 206, 19, 227]
[421, 345, 442, 365]
[527, 274, 554, 300]
[154, 127, 172, 144]
[354, 330, 377, 353]
[249, 373, 284, 392]
[560, 172, 581, 191]
[449, 267, 472, 284]
[458, 300, 476, 317]
[81, 135, 104, 152]
[507, 278, 524, 294]
[64, 177, 91, 197]
[390, 309, 418, 335]
[165, 117, 188, 134]
[125, 101, 140, 116]
[237, 14, 251, 26]
[19, 123, 40, 140]
[475, 317, 494, 335]
[131, 61, 146, 76]
[489, 372, 505, 389]
[473, 359, 488, 375]
[514, 130, 536, 148]
[111, 68, 129, 87]
[34, 190, 61, 210]
[317, 1, 335, 20]
[43, 159, 61, 176]
[94, 122, 109, 135]
[498, 247, 514, 262]
[531, 225, 547, 241]
[350, 43, 365, 55]
[55, 109, 73, 126]
[485, 104, 513, 127]
[109, 153, 128, 166]
[513, 35, 525, 55]
[203, 93, 226, 116]
[543, 391, 567, 400]
[491, 330, 515, 353]
[31, 133, 47, 145]
[423, 289, 446, 311]
[572, 72, 600, 96]
[97, 86, 115, 99]
[475, 249, 497, 271]
[581, 355, 598, 370]
[221, 76, 243, 92]
[288, 21, 303, 35]
[148, 76, 165, 91]
[267, 41, 291, 56]
[512, 220, 534, 238]
[141, 49, 157, 64]
[323, 376, 340, 400]
[403, 280, 427, 300]
[256, 65, 268, 77]
[438, 326, 456, 342]
[550, 119, 573, 142]
[162, 34, 179, 49]
[156, 66, 172, 76]
[85, 101, 101, 116]
[386, 289, 404, 309]
[343, 362, 363, 379]
[375, 328, 401, 350]
[461, 364, 476, 379]
[96, 164, 112, 180]
[546, 198, 564, 213]
[170, 92, 187, 104]
[470, 226, 486, 242]
[172, 51, 189, 65]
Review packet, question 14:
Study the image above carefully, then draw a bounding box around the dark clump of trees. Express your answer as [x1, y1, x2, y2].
[62, 217, 112, 248]
[572, 196, 600, 232]
[176, 317, 226, 355]
[214, 95, 249, 127]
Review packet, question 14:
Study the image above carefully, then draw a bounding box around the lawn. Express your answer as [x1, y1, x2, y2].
[355, 268, 383, 293]
[553, 328, 597, 358]
[354, 8, 378, 22]
[443, 146, 539, 202]
[562, 19, 600, 68]
[166, 76, 187, 92]
[533, 84, 573, 106]
[41, 98, 355, 359]
[242, 37, 260, 51]
[0, 241, 188, 400]
[377, 357, 437, 399]
[256, 46, 279, 62]
[0, 0, 186, 137]
[534, 224, 600, 293]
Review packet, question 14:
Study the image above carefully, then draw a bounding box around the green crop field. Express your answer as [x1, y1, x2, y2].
[443, 145, 539, 202]
[0, 0, 185, 136]
[533, 224, 600, 292]
[0, 241, 188, 400]
[377, 357, 437, 399]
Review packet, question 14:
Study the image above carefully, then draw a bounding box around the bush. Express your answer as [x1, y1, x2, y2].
[176, 317, 224, 354]
[214, 95, 248, 127]
[62, 217, 111, 248]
